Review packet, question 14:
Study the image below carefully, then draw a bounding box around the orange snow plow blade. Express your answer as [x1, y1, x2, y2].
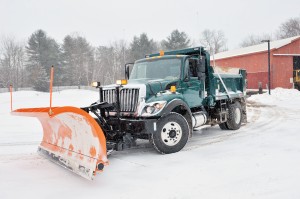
[12, 106, 108, 180]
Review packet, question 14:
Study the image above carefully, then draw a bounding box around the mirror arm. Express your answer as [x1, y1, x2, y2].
[124, 63, 134, 80]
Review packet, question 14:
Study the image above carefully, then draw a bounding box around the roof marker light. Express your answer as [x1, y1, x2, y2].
[160, 50, 164, 56]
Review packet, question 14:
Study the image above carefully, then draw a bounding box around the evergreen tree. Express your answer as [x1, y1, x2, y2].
[161, 29, 190, 51]
[62, 34, 94, 87]
[31, 65, 49, 91]
[26, 30, 62, 91]
[129, 33, 158, 61]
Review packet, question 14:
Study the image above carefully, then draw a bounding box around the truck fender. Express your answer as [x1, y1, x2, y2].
[160, 99, 193, 136]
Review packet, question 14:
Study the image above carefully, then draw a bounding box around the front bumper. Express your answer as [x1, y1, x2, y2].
[107, 117, 158, 134]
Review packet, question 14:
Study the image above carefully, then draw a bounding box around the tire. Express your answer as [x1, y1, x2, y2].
[151, 112, 189, 154]
[226, 101, 242, 130]
[219, 122, 229, 130]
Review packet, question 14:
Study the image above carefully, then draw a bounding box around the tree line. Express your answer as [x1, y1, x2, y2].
[239, 16, 300, 47]
[0, 15, 299, 91]
[0, 29, 194, 91]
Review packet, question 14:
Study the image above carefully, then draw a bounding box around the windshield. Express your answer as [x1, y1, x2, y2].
[129, 58, 181, 80]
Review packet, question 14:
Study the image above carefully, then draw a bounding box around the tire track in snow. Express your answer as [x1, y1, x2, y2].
[183, 102, 282, 151]
[0, 153, 45, 164]
[0, 141, 39, 147]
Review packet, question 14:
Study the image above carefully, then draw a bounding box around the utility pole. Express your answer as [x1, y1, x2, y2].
[261, 40, 271, 95]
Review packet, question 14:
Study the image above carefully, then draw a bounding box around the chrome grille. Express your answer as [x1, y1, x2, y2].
[102, 88, 139, 112]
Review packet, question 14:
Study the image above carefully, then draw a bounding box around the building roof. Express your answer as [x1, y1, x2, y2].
[213, 35, 300, 60]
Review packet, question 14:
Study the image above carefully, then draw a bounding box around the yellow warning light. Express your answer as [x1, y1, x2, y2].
[170, 86, 176, 93]
[159, 50, 164, 56]
[116, 79, 128, 85]
[91, 81, 101, 88]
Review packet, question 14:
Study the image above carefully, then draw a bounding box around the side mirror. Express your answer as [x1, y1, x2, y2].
[124, 63, 133, 80]
[196, 59, 206, 81]
[197, 59, 206, 73]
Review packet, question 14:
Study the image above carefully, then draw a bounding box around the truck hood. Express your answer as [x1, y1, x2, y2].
[102, 78, 179, 99]
[128, 78, 179, 97]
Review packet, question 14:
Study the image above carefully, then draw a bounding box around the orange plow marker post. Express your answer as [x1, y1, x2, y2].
[10, 85, 13, 111]
[11, 107, 108, 180]
[49, 66, 54, 115]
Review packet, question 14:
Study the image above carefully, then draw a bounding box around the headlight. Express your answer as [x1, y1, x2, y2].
[145, 106, 155, 114]
[141, 101, 166, 116]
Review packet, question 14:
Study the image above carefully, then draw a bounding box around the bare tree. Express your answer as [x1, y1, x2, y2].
[110, 40, 129, 81]
[0, 36, 25, 90]
[94, 40, 129, 85]
[276, 16, 300, 39]
[93, 47, 105, 84]
[239, 34, 273, 47]
[199, 29, 227, 55]
[94, 46, 116, 85]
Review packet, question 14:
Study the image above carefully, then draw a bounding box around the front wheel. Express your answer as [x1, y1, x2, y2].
[152, 112, 190, 154]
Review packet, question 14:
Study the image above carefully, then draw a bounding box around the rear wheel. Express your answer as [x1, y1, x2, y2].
[219, 122, 229, 130]
[219, 101, 242, 130]
[152, 112, 189, 154]
[226, 101, 242, 130]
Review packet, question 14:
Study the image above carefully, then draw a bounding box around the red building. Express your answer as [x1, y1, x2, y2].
[212, 36, 300, 89]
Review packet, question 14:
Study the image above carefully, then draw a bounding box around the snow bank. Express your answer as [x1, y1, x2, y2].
[0, 89, 99, 114]
[248, 88, 300, 107]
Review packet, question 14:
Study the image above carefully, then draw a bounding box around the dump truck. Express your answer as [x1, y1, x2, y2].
[12, 47, 247, 180]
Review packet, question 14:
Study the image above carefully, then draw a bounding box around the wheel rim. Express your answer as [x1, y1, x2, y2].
[161, 121, 182, 146]
[234, 107, 241, 124]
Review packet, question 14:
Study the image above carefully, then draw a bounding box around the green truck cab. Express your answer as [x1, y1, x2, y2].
[91, 47, 247, 154]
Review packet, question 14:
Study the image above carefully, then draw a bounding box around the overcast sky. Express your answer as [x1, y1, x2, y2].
[1, 0, 299, 50]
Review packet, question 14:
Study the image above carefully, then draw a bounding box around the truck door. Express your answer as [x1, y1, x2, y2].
[180, 58, 204, 108]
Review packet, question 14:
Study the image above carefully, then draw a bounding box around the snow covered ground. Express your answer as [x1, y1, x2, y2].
[0, 88, 300, 199]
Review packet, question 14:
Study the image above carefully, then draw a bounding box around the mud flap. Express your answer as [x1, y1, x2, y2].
[241, 98, 247, 124]
[12, 106, 108, 180]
